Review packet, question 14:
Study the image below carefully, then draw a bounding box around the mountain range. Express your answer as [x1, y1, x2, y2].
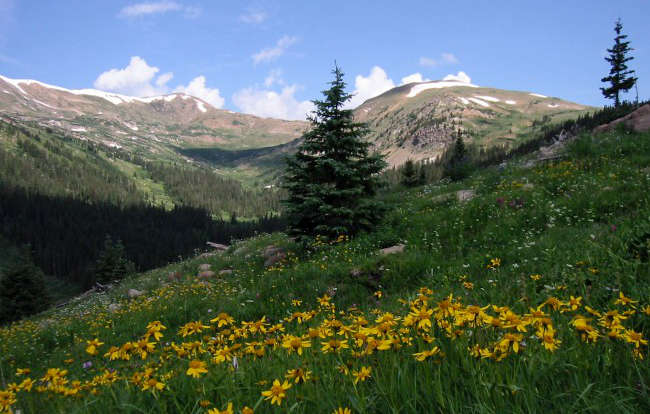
[0, 74, 591, 185]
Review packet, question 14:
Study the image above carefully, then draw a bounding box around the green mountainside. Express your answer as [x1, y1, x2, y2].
[355, 81, 593, 166]
[0, 127, 648, 412]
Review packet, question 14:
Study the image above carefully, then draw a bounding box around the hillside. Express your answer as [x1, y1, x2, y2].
[0, 74, 306, 185]
[1, 74, 593, 187]
[1, 127, 647, 413]
[355, 77, 592, 166]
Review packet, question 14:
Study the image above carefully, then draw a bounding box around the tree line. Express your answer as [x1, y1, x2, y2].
[0, 183, 285, 290]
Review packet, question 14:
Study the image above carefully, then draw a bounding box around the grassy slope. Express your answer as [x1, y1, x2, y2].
[0, 129, 649, 413]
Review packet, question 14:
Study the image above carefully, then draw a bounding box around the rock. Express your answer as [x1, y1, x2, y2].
[262, 245, 287, 267]
[198, 264, 212, 271]
[522, 183, 534, 190]
[379, 244, 406, 255]
[168, 271, 182, 282]
[108, 303, 121, 313]
[197, 270, 216, 280]
[233, 246, 247, 256]
[206, 241, 229, 251]
[219, 269, 233, 276]
[264, 252, 286, 267]
[128, 288, 144, 299]
[431, 192, 454, 203]
[456, 190, 475, 202]
[595, 104, 650, 133]
[262, 245, 284, 259]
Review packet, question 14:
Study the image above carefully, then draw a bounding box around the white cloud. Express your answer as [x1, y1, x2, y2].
[119, 1, 200, 18]
[94, 56, 224, 107]
[94, 56, 168, 97]
[174, 76, 225, 108]
[252, 35, 297, 64]
[240, 9, 267, 24]
[400, 72, 430, 85]
[264, 69, 284, 87]
[419, 52, 459, 67]
[443, 71, 472, 84]
[344, 66, 396, 109]
[233, 84, 313, 120]
[155, 72, 174, 87]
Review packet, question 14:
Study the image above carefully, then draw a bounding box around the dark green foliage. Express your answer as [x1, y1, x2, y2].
[94, 236, 135, 284]
[0, 184, 286, 289]
[144, 162, 282, 218]
[282, 65, 387, 241]
[601, 19, 637, 107]
[0, 247, 50, 324]
[400, 159, 424, 187]
[444, 134, 471, 181]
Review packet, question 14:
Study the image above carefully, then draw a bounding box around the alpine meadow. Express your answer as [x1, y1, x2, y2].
[0, 2, 649, 414]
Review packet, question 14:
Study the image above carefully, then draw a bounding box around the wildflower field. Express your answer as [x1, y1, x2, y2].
[1, 130, 649, 413]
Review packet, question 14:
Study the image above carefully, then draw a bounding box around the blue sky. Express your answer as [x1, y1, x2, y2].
[0, 0, 648, 119]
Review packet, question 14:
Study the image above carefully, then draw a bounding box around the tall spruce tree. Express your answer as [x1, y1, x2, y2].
[282, 65, 387, 241]
[601, 18, 637, 107]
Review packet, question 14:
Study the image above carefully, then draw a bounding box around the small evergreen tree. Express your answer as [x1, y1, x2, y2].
[282, 65, 387, 241]
[400, 159, 424, 187]
[444, 131, 469, 181]
[94, 235, 135, 284]
[0, 246, 50, 324]
[601, 18, 637, 107]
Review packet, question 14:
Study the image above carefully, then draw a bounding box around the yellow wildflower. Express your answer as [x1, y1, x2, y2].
[413, 346, 441, 361]
[261, 379, 291, 406]
[281, 335, 311, 355]
[351, 366, 372, 384]
[85, 338, 104, 356]
[208, 402, 234, 414]
[614, 292, 638, 308]
[285, 368, 312, 384]
[186, 360, 208, 378]
[210, 312, 235, 327]
[623, 330, 648, 348]
[321, 338, 349, 353]
[141, 378, 165, 392]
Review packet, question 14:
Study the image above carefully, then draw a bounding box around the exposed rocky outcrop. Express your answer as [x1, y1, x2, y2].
[595, 104, 650, 133]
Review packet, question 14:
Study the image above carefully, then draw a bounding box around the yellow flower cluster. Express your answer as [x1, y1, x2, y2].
[0, 288, 647, 412]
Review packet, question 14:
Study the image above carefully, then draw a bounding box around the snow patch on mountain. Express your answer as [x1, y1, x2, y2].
[457, 97, 470, 105]
[407, 80, 478, 98]
[468, 97, 490, 107]
[0, 74, 211, 110]
[475, 95, 500, 102]
[505, 100, 516, 105]
[530, 93, 547, 98]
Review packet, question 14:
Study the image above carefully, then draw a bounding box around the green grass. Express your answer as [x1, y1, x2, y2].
[0, 129, 648, 413]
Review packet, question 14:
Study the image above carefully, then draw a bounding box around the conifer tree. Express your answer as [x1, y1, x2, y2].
[601, 18, 637, 107]
[444, 132, 469, 181]
[94, 235, 135, 284]
[282, 65, 387, 241]
[400, 159, 423, 187]
[0, 247, 50, 324]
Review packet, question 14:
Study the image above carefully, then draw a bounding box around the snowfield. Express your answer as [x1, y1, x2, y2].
[407, 80, 478, 98]
[468, 97, 490, 107]
[474, 95, 500, 102]
[0, 74, 212, 111]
